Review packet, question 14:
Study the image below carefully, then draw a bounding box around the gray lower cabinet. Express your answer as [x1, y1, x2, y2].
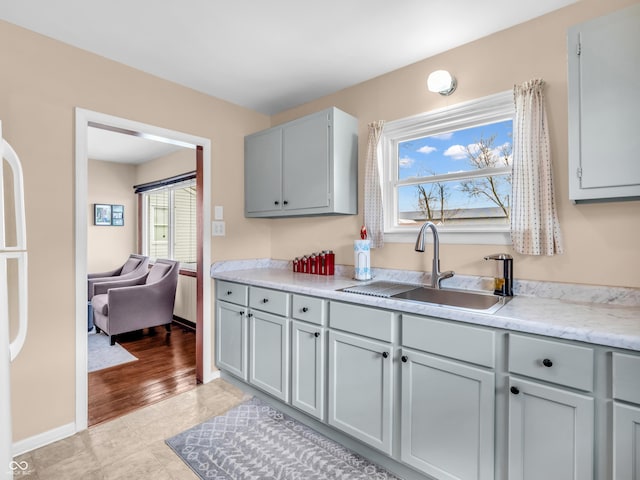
[291, 320, 325, 421]
[613, 402, 640, 479]
[612, 351, 640, 479]
[400, 348, 495, 480]
[508, 377, 594, 480]
[248, 310, 290, 402]
[215, 300, 248, 380]
[328, 330, 393, 455]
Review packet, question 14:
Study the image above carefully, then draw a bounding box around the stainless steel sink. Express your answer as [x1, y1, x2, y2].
[340, 281, 509, 313]
[392, 286, 508, 313]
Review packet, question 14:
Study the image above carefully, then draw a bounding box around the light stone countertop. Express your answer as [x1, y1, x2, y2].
[211, 259, 640, 352]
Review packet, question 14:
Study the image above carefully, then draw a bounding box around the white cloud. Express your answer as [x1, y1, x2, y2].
[467, 143, 481, 156]
[417, 145, 436, 154]
[491, 142, 512, 165]
[431, 132, 454, 140]
[443, 144, 468, 160]
[399, 156, 415, 168]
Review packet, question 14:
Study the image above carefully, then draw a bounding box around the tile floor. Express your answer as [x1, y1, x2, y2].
[14, 379, 250, 479]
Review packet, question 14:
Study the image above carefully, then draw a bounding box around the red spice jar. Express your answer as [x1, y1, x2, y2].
[324, 250, 335, 275]
[301, 255, 309, 274]
[309, 254, 318, 274]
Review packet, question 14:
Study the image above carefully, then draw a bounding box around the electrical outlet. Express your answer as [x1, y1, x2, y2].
[212, 221, 226, 236]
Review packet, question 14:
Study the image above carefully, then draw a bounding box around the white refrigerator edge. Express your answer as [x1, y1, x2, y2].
[1, 120, 29, 480]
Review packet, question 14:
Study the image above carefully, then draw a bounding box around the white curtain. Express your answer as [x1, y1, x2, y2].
[511, 79, 564, 255]
[364, 121, 385, 248]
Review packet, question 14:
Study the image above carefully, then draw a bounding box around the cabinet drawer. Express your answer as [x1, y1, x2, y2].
[292, 294, 326, 325]
[509, 334, 594, 391]
[249, 286, 289, 316]
[613, 352, 640, 404]
[402, 314, 495, 368]
[329, 302, 394, 342]
[216, 280, 248, 306]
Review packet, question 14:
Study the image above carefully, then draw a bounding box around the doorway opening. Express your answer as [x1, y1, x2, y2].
[75, 109, 213, 431]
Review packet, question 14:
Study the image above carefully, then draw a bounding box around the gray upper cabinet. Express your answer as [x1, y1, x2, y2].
[567, 4, 640, 202]
[244, 128, 283, 214]
[245, 107, 358, 217]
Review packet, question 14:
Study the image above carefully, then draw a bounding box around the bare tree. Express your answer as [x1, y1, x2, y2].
[416, 181, 454, 223]
[460, 135, 512, 217]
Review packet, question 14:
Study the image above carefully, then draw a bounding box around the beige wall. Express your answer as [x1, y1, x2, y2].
[1, 20, 269, 441]
[87, 160, 137, 272]
[2, 0, 639, 446]
[271, 0, 640, 289]
[135, 147, 195, 185]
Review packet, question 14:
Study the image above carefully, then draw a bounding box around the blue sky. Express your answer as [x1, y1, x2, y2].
[397, 119, 512, 213]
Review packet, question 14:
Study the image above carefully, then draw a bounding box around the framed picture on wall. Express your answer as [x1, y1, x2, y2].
[94, 204, 112, 226]
[111, 205, 124, 226]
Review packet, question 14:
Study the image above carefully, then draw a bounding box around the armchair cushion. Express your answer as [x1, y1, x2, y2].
[87, 254, 149, 299]
[92, 295, 109, 316]
[120, 257, 143, 274]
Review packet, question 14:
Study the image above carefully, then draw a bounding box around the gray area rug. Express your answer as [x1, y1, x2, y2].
[166, 397, 401, 480]
[88, 332, 137, 373]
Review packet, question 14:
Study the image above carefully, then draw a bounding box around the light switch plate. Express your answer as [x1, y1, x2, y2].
[212, 221, 225, 236]
[214, 205, 224, 220]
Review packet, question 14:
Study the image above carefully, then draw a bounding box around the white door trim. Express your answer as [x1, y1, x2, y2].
[74, 108, 213, 432]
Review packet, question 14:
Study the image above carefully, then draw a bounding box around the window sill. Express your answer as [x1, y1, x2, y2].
[384, 228, 511, 245]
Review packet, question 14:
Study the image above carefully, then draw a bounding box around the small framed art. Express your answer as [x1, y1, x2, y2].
[94, 204, 112, 226]
[111, 205, 124, 226]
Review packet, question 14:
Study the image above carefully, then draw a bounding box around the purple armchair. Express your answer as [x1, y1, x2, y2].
[91, 259, 180, 345]
[87, 254, 149, 300]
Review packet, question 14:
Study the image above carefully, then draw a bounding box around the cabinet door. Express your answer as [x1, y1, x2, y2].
[508, 378, 594, 480]
[249, 310, 289, 402]
[215, 301, 247, 380]
[291, 321, 325, 421]
[245, 128, 282, 213]
[568, 4, 640, 201]
[400, 349, 495, 480]
[328, 330, 392, 455]
[282, 111, 330, 211]
[613, 402, 640, 479]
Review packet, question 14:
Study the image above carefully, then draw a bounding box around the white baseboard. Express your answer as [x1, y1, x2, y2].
[12, 422, 76, 457]
[14, 371, 221, 456]
[202, 369, 221, 384]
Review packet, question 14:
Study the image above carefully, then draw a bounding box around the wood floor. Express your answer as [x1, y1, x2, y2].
[88, 324, 197, 426]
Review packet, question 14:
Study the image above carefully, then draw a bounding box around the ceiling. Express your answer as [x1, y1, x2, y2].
[87, 126, 187, 164]
[1, 0, 576, 117]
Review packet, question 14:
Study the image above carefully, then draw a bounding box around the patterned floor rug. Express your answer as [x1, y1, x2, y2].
[88, 332, 138, 373]
[166, 397, 401, 480]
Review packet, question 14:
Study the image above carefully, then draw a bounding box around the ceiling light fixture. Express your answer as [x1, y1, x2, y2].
[427, 70, 457, 96]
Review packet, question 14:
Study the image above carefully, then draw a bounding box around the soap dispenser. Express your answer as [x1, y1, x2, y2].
[484, 253, 513, 297]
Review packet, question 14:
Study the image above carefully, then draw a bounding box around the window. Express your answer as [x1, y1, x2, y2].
[381, 91, 514, 244]
[139, 176, 197, 269]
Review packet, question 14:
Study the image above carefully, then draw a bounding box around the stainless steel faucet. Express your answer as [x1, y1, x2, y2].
[415, 222, 454, 289]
